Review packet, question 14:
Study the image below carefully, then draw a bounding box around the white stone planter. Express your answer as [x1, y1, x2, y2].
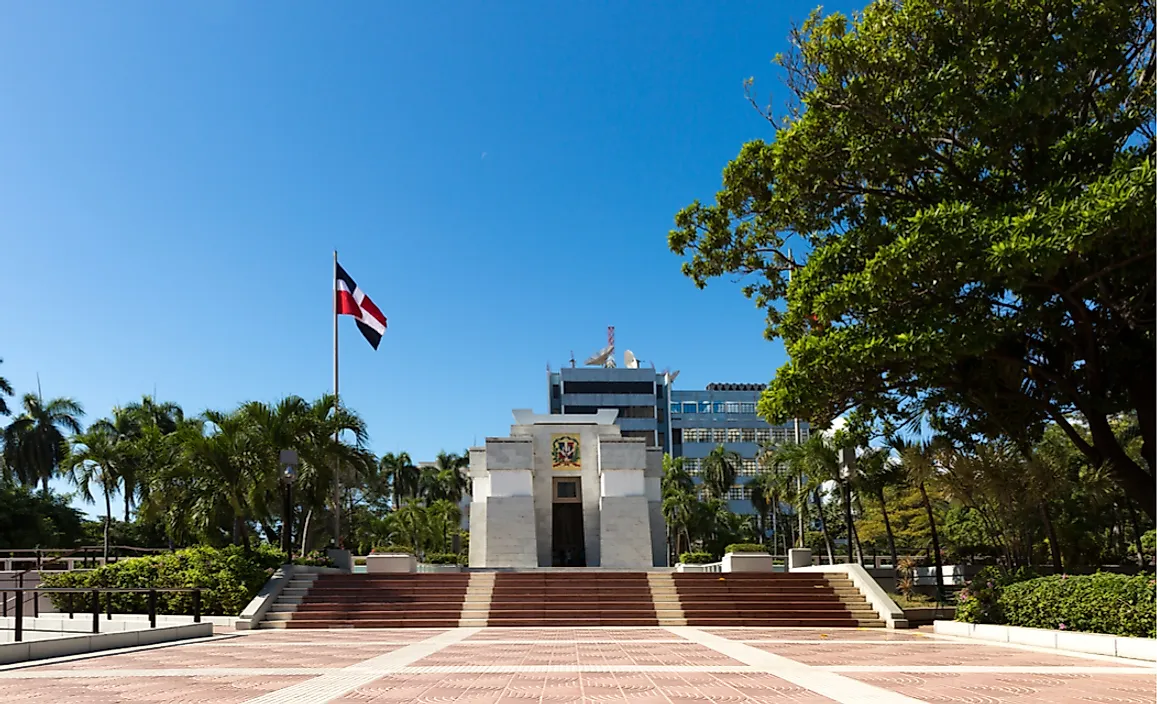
[366, 553, 417, 573]
[787, 548, 813, 571]
[722, 552, 775, 573]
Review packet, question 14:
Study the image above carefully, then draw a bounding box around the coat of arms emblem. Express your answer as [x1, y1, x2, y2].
[551, 434, 581, 469]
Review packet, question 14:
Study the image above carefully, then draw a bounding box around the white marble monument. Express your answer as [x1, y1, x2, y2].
[467, 409, 665, 568]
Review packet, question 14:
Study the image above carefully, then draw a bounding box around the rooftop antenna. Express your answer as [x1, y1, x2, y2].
[569, 351, 575, 368]
[583, 325, 616, 367]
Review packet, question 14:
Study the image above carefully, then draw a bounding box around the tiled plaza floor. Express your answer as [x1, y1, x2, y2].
[0, 626, 1152, 703]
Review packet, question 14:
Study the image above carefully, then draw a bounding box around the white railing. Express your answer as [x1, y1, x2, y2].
[675, 561, 723, 573]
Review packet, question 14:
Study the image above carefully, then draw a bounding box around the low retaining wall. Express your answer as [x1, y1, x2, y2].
[0, 622, 212, 664]
[934, 620, 1157, 662]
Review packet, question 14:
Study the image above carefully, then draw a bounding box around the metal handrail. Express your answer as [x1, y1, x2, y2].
[2, 545, 171, 627]
[1, 587, 203, 642]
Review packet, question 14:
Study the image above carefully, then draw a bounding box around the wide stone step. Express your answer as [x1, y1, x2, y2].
[484, 617, 659, 627]
[286, 619, 462, 628]
[290, 610, 466, 620]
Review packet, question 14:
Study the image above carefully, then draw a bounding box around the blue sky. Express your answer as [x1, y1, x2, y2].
[0, 1, 863, 515]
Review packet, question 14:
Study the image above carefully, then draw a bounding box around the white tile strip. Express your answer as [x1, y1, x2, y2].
[824, 665, 1156, 674]
[666, 626, 928, 704]
[240, 627, 480, 704]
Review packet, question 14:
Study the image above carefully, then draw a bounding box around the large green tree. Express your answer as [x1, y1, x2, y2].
[0, 359, 13, 417]
[668, 0, 1156, 517]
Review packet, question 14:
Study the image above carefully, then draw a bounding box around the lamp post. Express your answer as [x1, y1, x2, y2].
[280, 450, 299, 562]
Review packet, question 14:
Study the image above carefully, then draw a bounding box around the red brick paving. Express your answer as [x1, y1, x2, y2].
[846, 671, 1157, 703]
[0, 626, 1150, 703]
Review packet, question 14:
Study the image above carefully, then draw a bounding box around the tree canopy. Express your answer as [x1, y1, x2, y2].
[668, 0, 1156, 516]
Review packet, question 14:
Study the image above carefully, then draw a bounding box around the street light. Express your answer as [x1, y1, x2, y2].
[280, 450, 299, 562]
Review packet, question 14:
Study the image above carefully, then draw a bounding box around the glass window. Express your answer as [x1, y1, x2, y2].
[727, 428, 741, 442]
[724, 401, 740, 413]
[755, 428, 771, 444]
[741, 428, 755, 443]
[740, 402, 756, 414]
[557, 481, 578, 498]
[727, 486, 747, 501]
[685, 458, 700, 474]
[712, 428, 727, 443]
[699, 402, 711, 414]
[741, 458, 758, 476]
[714, 402, 725, 413]
[677, 402, 690, 414]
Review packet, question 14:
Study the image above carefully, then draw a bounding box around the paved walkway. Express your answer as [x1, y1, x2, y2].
[0, 626, 1152, 702]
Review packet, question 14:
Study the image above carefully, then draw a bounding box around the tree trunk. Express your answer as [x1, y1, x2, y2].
[878, 489, 899, 576]
[1126, 499, 1146, 565]
[103, 486, 112, 563]
[1040, 501, 1063, 573]
[300, 509, 313, 555]
[917, 481, 945, 600]
[813, 490, 834, 564]
[842, 480, 854, 564]
[771, 508, 779, 556]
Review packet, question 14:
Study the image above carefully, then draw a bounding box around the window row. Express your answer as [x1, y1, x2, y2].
[674, 401, 758, 415]
[683, 457, 788, 477]
[694, 486, 754, 501]
[680, 427, 809, 444]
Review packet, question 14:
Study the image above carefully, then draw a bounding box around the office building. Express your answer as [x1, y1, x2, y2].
[546, 364, 807, 518]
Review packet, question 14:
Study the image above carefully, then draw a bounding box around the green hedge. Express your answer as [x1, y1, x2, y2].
[291, 550, 337, 568]
[371, 545, 414, 554]
[679, 551, 716, 564]
[724, 543, 766, 554]
[40, 545, 285, 616]
[957, 569, 1156, 638]
[422, 553, 461, 565]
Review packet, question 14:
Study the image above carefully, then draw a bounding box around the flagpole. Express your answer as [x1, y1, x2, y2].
[333, 250, 342, 547]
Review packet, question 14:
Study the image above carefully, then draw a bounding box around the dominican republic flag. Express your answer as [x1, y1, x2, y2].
[335, 262, 387, 349]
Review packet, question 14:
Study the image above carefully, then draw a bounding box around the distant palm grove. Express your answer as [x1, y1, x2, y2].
[0, 357, 469, 558]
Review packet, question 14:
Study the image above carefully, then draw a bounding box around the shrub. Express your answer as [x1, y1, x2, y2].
[292, 550, 336, 568]
[679, 551, 716, 564]
[956, 568, 1155, 638]
[40, 545, 285, 616]
[955, 566, 1042, 624]
[371, 545, 413, 554]
[724, 543, 766, 554]
[423, 553, 461, 565]
[998, 573, 1156, 638]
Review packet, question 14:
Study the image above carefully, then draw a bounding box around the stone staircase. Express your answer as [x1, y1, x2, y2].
[484, 572, 658, 627]
[261, 570, 884, 629]
[673, 572, 884, 628]
[262, 573, 470, 628]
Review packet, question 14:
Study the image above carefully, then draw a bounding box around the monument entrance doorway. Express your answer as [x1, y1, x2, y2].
[551, 477, 586, 566]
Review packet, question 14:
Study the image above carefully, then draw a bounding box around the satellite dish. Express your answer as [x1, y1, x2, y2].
[584, 344, 613, 367]
[668, 370, 681, 383]
[624, 350, 638, 369]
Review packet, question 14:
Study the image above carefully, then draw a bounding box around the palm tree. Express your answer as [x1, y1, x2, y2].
[772, 435, 842, 564]
[2, 394, 85, 493]
[68, 426, 122, 560]
[88, 407, 142, 522]
[0, 359, 13, 417]
[427, 450, 469, 505]
[379, 452, 419, 509]
[891, 436, 947, 601]
[394, 499, 429, 553]
[178, 409, 266, 547]
[701, 444, 741, 500]
[660, 455, 697, 560]
[125, 395, 183, 435]
[856, 447, 903, 573]
[428, 499, 462, 553]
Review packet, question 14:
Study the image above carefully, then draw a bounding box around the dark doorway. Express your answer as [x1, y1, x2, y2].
[551, 478, 586, 566]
